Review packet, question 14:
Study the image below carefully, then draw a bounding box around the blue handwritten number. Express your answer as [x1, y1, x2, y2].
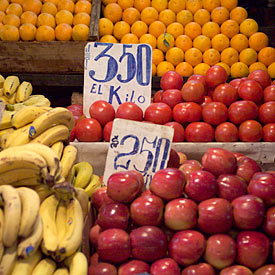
[136, 44, 151, 86]
[89, 43, 118, 83]
[152, 138, 171, 172]
[117, 45, 136, 83]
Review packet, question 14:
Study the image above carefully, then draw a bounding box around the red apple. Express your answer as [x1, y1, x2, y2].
[220, 265, 253, 275]
[97, 229, 130, 264]
[169, 230, 206, 266]
[263, 206, 275, 237]
[164, 122, 185, 142]
[198, 198, 233, 234]
[188, 74, 208, 90]
[248, 70, 272, 89]
[236, 157, 262, 183]
[167, 148, 180, 168]
[237, 231, 269, 270]
[179, 162, 203, 181]
[160, 71, 183, 90]
[150, 168, 185, 200]
[90, 253, 99, 266]
[129, 170, 145, 193]
[164, 198, 197, 230]
[91, 187, 115, 210]
[88, 263, 117, 275]
[182, 263, 216, 275]
[161, 89, 184, 109]
[89, 224, 102, 247]
[205, 65, 228, 88]
[204, 234, 236, 269]
[254, 265, 275, 275]
[150, 258, 181, 275]
[118, 260, 150, 275]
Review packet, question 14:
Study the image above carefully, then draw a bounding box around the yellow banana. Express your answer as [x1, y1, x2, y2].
[51, 141, 64, 160]
[7, 92, 17, 104]
[0, 88, 3, 96]
[60, 145, 77, 179]
[31, 258, 56, 275]
[0, 185, 21, 248]
[3, 76, 20, 97]
[53, 268, 69, 275]
[34, 185, 54, 203]
[0, 111, 15, 130]
[0, 129, 15, 150]
[0, 244, 17, 275]
[0, 75, 4, 88]
[23, 95, 47, 106]
[65, 252, 88, 275]
[71, 161, 93, 189]
[0, 96, 9, 104]
[0, 168, 40, 185]
[75, 188, 89, 220]
[15, 81, 32, 103]
[0, 209, 4, 262]
[11, 177, 42, 187]
[0, 127, 14, 139]
[84, 174, 101, 197]
[56, 200, 67, 244]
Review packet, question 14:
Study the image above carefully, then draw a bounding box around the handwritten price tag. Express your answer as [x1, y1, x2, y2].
[103, 119, 174, 188]
[83, 42, 152, 117]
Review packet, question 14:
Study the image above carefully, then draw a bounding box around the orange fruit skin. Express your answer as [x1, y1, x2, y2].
[258, 47, 275, 67]
[185, 47, 203, 66]
[122, 7, 140, 25]
[249, 32, 269, 52]
[211, 6, 229, 25]
[35, 25, 55, 41]
[185, 21, 201, 40]
[176, 61, 194, 77]
[55, 22, 72, 40]
[194, 8, 210, 26]
[175, 34, 192, 52]
[103, 3, 123, 23]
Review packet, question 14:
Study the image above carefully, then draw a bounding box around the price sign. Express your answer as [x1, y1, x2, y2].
[0, 101, 4, 128]
[83, 42, 152, 117]
[103, 119, 174, 189]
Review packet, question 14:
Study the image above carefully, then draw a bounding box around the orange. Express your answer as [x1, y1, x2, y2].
[175, 34, 192, 52]
[157, 32, 175, 52]
[249, 62, 267, 73]
[122, 7, 140, 25]
[73, 12, 90, 26]
[159, 9, 176, 26]
[230, 33, 249, 52]
[267, 62, 275, 78]
[148, 20, 165, 38]
[152, 48, 164, 65]
[220, 0, 237, 11]
[176, 10, 193, 26]
[1, 24, 19, 40]
[113, 20, 130, 40]
[22, 0, 42, 14]
[74, 0, 91, 14]
[21, 11, 37, 25]
[211, 6, 229, 25]
[194, 63, 210, 75]
[0, 0, 9, 12]
[212, 33, 229, 52]
[72, 23, 89, 40]
[41, 2, 57, 16]
[104, 3, 122, 23]
[121, 33, 139, 43]
[35, 25, 55, 41]
[139, 33, 156, 48]
[19, 22, 36, 40]
[55, 10, 73, 25]
[186, 0, 203, 14]
[44, 0, 58, 5]
[140, 7, 158, 25]
[99, 17, 113, 36]
[100, 34, 118, 43]
[57, 0, 74, 13]
[3, 14, 21, 27]
[102, 0, 117, 4]
[203, 48, 220, 65]
[55, 22, 72, 40]
[131, 20, 148, 38]
[184, 22, 201, 40]
[249, 32, 269, 52]
[220, 47, 238, 66]
[37, 12, 55, 28]
[0, 11, 4, 22]
[151, 0, 167, 12]
[166, 22, 184, 39]
[165, 46, 184, 66]
[168, 0, 185, 14]
[0, 24, 5, 39]
[202, 21, 220, 39]
[175, 61, 194, 77]
[215, 62, 230, 75]
[258, 47, 275, 66]
[220, 19, 239, 39]
[239, 48, 258, 66]
[185, 47, 203, 66]
[240, 18, 258, 37]
[193, 35, 211, 52]
[230, 6, 247, 24]
[202, 0, 220, 12]
[134, 0, 150, 12]
[11, 0, 24, 5]
[6, 3, 23, 16]
[157, 61, 175, 76]
[152, 63, 157, 76]
[194, 9, 210, 26]
[230, 62, 249, 78]
[117, 0, 134, 10]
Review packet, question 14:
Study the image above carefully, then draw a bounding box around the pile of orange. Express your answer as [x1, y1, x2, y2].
[0, 0, 92, 41]
[100, 0, 275, 78]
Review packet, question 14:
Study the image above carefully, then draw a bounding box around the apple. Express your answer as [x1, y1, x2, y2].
[236, 157, 262, 183]
[164, 198, 197, 230]
[97, 202, 130, 230]
[204, 234, 236, 269]
[150, 168, 185, 201]
[179, 162, 203, 181]
[169, 230, 206, 266]
[220, 265, 253, 275]
[107, 171, 140, 203]
[263, 206, 275, 237]
[237, 231, 269, 270]
[88, 263, 117, 275]
[91, 187, 115, 210]
[160, 71, 183, 90]
[202, 148, 237, 177]
[182, 263, 216, 275]
[254, 265, 275, 275]
[177, 152, 188, 165]
[118, 260, 150, 275]
[185, 170, 217, 202]
[89, 224, 102, 247]
[97, 229, 130, 264]
[217, 174, 247, 202]
[130, 193, 164, 226]
[130, 226, 168, 262]
[198, 198, 233, 234]
[167, 148, 180, 168]
[129, 170, 145, 193]
[150, 258, 181, 275]
[90, 253, 99, 266]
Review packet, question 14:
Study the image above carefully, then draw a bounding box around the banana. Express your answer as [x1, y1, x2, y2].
[64, 252, 88, 275]
[11, 177, 42, 187]
[15, 81, 32, 103]
[34, 185, 54, 203]
[0, 127, 14, 139]
[0, 111, 15, 130]
[30, 125, 70, 147]
[3, 76, 20, 97]
[0, 244, 17, 275]
[60, 145, 77, 179]
[51, 141, 64, 160]
[0, 209, 4, 262]
[53, 268, 69, 275]
[28, 107, 74, 138]
[39, 194, 59, 254]
[75, 188, 89, 220]
[31, 258, 56, 275]
[0, 168, 40, 185]
[17, 215, 43, 259]
[0, 96, 9, 104]
[10, 250, 42, 275]
[7, 92, 17, 105]
[71, 162, 93, 189]
[17, 187, 40, 238]
[84, 174, 101, 198]
[0, 88, 4, 96]
[0, 185, 21, 247]
[0, 75, 4, 88]
[56, 200, 67, 244]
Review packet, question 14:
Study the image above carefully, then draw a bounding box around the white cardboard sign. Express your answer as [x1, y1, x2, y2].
[103, 119, 174, 189]
[83, 42, 152, 117]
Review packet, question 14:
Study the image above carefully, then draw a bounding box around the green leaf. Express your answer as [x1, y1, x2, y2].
[163, 38, 170, 47]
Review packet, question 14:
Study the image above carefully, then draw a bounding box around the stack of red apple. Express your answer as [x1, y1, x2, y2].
[88, 147, 275, 275]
